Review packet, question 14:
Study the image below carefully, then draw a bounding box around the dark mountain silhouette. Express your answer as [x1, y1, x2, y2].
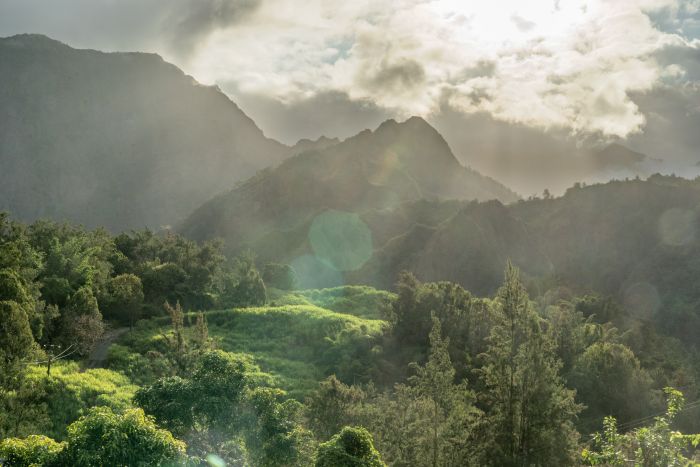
[0, 34, 289, 230]
[179, 116, 519, 255]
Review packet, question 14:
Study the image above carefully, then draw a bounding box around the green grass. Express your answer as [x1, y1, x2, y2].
[13, 362, 138, 440]
[109, 296, 389, 399]
[270, 285, 396, 320]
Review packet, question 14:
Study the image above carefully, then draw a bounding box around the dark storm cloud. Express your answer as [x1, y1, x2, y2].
[165, 0, 262, 58]
[627, 84, 700, 166]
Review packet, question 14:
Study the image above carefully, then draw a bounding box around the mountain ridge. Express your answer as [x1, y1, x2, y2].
[0, 33, 290, 230]
[179, 116, 519, 255]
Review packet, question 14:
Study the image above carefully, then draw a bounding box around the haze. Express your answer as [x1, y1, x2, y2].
[2, 0, 700, 194]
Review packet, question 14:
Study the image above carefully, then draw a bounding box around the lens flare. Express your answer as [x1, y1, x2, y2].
[290, 254, 344, 289]
[658, 208, 696, 247]
[308, 210, 373, 271]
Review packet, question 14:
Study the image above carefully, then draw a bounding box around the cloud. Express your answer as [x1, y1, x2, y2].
[180, 0, 699, 139]
[164, 0, 262, 58]
[2, 0, 700, 141]
[360, 58, 426, 94]
[224, 87, 390, 144]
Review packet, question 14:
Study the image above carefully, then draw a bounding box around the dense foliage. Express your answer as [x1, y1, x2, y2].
[2, 211, 700, 465]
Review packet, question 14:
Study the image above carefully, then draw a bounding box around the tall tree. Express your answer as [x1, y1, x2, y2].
[408, 315, 481, 466]
[408, 315, 456, 467]
[0, 301, 35, 389]
[105, 273, 144, 328]
[478, 262, 581, 466]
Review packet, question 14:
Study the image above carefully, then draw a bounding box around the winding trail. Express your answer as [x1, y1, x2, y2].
[87, 327, 129, 368]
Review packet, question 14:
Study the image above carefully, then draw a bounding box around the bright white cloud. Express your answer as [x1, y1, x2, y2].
[1, 0, 697, 138]
[175, 0, 697, 138]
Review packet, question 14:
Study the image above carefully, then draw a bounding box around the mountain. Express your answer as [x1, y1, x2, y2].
[179, 116, 519, 256]
[181, 155, 700, 345]
[0, 34, 290, 230]
[431, 111, 654, 196]
[350, 175, 700, 344]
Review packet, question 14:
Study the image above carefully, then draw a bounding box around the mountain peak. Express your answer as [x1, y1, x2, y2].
[291, 135, 341, 154]
[594, 143, 647, 170]
[1, 33, 68, 49]
[0, 33, 288, 230]
[375, 116, 435, 135]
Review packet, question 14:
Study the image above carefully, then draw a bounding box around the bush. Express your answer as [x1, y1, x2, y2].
[263, 263, 298, 291]
[57, 407, 186, 466]
[0, 435, 63, 467]
[315, 426, 385, 467]
[5, 362, 138, 440]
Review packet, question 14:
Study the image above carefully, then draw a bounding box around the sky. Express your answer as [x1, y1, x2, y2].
[1, 0, 700, 183]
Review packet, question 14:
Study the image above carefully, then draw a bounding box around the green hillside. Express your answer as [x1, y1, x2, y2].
[108, 291, 387, 399]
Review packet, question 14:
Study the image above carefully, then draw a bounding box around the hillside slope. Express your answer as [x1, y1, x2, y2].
[180, 117, 518, 258]
[0, 34, 289, 230]
[349, 175, 700, 345]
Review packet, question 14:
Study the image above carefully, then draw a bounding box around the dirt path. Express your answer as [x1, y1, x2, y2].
[87, 327, 129, 368]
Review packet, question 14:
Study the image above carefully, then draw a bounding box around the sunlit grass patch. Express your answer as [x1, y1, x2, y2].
[109, 301, 387, 399]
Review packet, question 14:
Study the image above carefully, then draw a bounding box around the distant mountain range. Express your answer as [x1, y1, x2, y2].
[432, 110, 660, 196]
[0, 34, 289, 230]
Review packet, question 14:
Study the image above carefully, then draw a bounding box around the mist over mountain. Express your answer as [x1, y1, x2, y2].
[231, 92, 668, 197]
[180, 116, 518, 254]
[358, 175, 700, 306]
[0, 34, 289, 230]
[431, 110, 660, 196]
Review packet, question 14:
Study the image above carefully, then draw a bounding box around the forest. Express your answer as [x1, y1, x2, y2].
[1, 209, 699, 466]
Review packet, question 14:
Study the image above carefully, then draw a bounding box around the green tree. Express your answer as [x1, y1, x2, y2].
[57, 406, 186, 466]
[135, 350, 249, 460]
[246, 387, 315, 467]
[316, 426, 386, 467]
[478, 263, 581, 466]
[583, 388, 700, 466]
[164, 301, 186, 358]
[105, 273, 144, 327]
[306, 375, 366, 441]
[409, 316, 457, 467]
[0, 300, 35, 389]
[192, 311, 210, 349]
[0, 435, 64, 467]
[57, 286, 104, 356]
[263, 263, 298, 290]
[219, 254, 267, 308]
[569, 341, 656, 433]
[407, 315, 482, 466]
